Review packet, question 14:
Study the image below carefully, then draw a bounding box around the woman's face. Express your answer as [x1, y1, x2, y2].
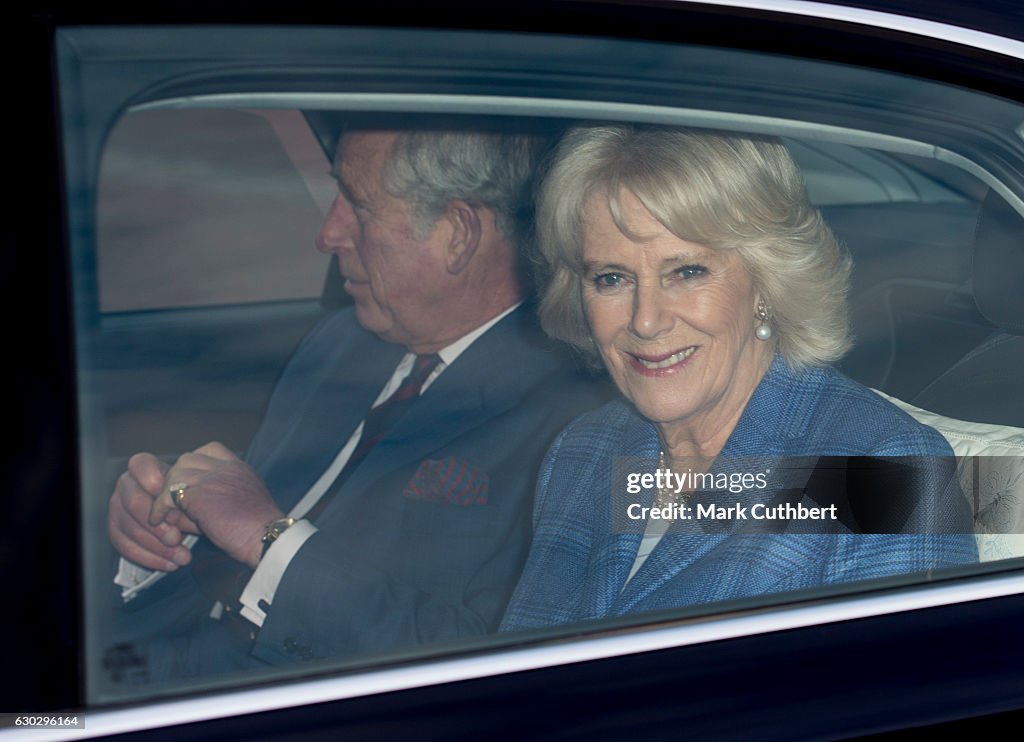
[581, 189, 773, 434]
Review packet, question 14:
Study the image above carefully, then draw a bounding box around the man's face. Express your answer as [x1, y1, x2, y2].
[316, 131, 450, 352]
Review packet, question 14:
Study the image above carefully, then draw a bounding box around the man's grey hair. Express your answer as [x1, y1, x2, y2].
[535, 123, 852, 370]
[379, 129, 547, 245]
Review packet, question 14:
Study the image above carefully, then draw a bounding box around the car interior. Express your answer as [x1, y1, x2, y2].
[93, 106, 1024, 569]
[831, 183, 1024, 556]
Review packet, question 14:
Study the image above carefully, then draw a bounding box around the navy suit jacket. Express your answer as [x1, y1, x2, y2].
[501, 356, 978, 631]
[109, 305, 609, 679]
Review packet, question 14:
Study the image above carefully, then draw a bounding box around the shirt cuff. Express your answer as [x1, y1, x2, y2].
[113, 534, 199, 602]
[239, 519, 317, 627]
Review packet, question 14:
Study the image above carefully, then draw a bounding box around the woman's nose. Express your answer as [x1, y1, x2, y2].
[315, 194, 358, 255]
[630, 282, 673, 339]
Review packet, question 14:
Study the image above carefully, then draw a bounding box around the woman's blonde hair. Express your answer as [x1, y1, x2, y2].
[535, 124, 852, 369]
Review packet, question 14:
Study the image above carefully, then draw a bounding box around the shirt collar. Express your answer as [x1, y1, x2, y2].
[435, 301, 522, 367]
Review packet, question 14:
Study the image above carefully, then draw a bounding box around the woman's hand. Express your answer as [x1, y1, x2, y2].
[148, 442, 285, 569]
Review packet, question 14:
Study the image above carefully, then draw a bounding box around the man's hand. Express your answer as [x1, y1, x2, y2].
[149, 442, 285, 569]
[108, 453, 197, 571]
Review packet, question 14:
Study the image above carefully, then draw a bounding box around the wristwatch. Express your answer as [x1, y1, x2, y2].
[260, 517, 297, 559]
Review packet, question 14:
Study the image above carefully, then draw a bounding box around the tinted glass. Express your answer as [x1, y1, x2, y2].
[59, 27, 1024, 706]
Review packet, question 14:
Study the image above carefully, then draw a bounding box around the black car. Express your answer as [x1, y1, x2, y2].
[10, 1, 1024, 738]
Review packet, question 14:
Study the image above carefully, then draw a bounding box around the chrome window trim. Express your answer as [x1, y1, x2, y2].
[21, 571, 1024, 741]
[130, 92, 1024, 216]
[671, 0, 1024, 61]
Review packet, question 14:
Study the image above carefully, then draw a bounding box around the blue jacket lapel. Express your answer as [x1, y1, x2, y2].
[721, 355, 824, 457]
[613, 356, 825, 612]
[590, 407, 660, 614]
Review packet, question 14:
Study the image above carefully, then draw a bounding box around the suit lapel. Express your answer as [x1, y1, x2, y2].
[325, 306, 563, 515]
[257, 318, 405, 512]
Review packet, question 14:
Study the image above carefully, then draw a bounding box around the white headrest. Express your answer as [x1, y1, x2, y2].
[873, 389, 1024, 561]
[873, 389, 1024, 458]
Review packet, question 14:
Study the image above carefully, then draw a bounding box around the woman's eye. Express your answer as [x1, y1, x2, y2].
[675, 264, 707, 280]
[592, 272, 624, 290]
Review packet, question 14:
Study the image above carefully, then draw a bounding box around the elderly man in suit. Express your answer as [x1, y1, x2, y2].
[106, 123, 606, 679]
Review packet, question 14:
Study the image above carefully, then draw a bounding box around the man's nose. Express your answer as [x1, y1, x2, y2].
[630, 281, 674, 339]
[316, 194, 358, 255]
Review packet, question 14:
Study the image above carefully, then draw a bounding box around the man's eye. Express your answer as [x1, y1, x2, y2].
[676, 264, 707, 280]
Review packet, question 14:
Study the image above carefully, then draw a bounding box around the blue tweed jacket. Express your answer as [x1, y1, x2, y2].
[501, 356, 978, 630]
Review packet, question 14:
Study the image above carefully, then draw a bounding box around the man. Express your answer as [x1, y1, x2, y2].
[106, 123, 607, 678]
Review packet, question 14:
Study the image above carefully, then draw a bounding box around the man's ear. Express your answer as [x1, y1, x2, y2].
[443, 200, 482, 274]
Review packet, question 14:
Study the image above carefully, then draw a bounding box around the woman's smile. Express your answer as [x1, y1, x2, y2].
[626, 345, 700, 375]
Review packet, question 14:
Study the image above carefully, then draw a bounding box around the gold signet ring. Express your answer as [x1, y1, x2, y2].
[169, 482, 189, 510]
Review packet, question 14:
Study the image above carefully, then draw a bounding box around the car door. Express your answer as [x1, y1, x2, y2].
[9, 1, 1024, 738]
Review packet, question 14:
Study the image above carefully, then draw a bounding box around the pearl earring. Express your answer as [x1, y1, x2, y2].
[755, 299, 772, 341]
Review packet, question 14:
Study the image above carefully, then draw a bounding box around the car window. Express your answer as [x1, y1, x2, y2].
[52, 23, 1024, 729]
[786, 139, 971, 206]
[97, 108, 329, 312]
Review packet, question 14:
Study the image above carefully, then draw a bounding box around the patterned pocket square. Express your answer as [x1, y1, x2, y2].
[403, 457, 489, 505]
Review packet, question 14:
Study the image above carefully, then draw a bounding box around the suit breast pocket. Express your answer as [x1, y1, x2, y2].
[399, 457, 498, 538]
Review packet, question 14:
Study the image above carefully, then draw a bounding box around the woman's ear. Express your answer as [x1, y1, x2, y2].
[443, 200, 482, 274]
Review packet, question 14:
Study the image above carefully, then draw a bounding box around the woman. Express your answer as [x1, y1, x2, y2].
[501, 125, 976, 630]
